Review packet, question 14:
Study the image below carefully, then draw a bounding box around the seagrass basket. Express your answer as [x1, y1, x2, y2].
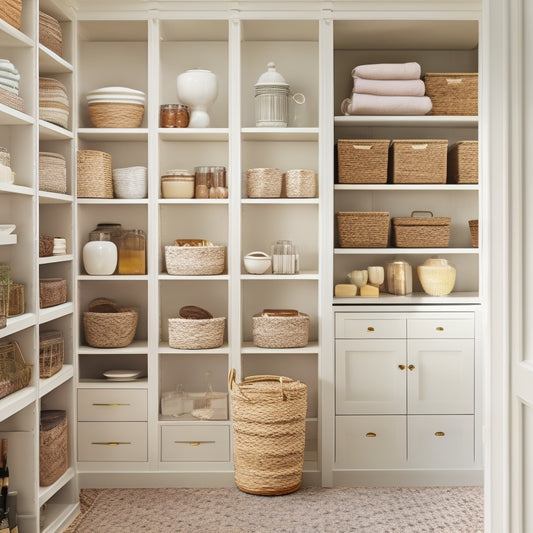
[39, 77, 69, 129]
[424, 73, 478, 116]
[0, 340, 32, 400]
[0, 0, 22, 30]
[39, 234, 54, 257]
[8, 282, 24, 316]
[336, 211, 390, 248]
[0, 86, 24, 112]
[246, 168, 282, 198]
[252, 312, 309, 348]
[89, 102, 145, 128]
[39, 278, 67, 308]
[39, 11, 63, 57]
[168, 316, 225, 350]
[336, 139, 390, 183]
[469, 219, 479, 248]
[392, 211, 451, 248]
[165, 245, 225, 276]
[229, 369, 307, 495]
[83, 307, 138, 348]
[39, 152, 67, 193]
[77, 150, 113, 198]
[389, 139, 448, 184]
[447, 141, 478, 184]
[39, 330, 64, 379]
[283, 169, 317, 198]
[39, 410, 68, 486]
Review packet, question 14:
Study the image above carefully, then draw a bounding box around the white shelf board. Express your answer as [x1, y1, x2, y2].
[159, 273, 229, 281]
[39, 364, 74, 398]
[0, 20, 33, 47]
[0, 183, 34, 196]
[78, 340, 148, 354]
[0, 234, 16, 245]
[38, 44, 74, 74]
[0, 386, 37, 423]
[39, 120, 73, 140]
[0, 105, 33, 125]
[241, 271, 319, 280]
[40, 502, 80, 533]
[335, 184, 479, 191]
[159, 342, 229, 355]
[241, 341, 319, 354]
[39, 191, 73, 204]
[77, 198, 148, 205]
[242, 198, 319, 204]
[334, 247, 480, 255]
[38, 467, 76, 507]
[0, 312, 36, 339]
[78, 274, 148, 281]
[39, 254, 73, 265]
[158, 198, 229, 205]
[158, 128, 229, 141]
[39, 302, 74, 324]
[241, 127, 319, 141]
[78, 378, 148, 388]
[334, 115, 478, 128]
[332, 291, 481, 305]
[77, 128, 149, 141]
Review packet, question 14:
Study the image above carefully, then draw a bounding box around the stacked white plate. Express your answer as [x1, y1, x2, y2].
[86, 86, 145, 105]
[0, 59, 20, 95]
[112, 166, 147, 199]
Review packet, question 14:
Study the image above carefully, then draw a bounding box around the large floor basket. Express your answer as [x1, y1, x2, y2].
[229, 369, 307, 496]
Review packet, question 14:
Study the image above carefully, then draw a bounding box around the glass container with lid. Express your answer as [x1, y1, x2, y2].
[118, 229, 146, 275]
[255, 62, 290, 127]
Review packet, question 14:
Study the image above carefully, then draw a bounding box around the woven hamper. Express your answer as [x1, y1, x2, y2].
[469, 219, 479, 248]
[447, 141, 478, 184]
[389, 139, 448, 184]
[336, 139, 390, 184]
[39, 152, 67, 193]
[39, 330, 64, 379]
[168, 316, 225, 350]
[392, 211, 451, 248]
[424, 73, 478, 116]
[229, 369, 307, 495]
[165, 245, 225, 276]
[252, 312, 309, 349]
[77, 150, 113, 198]
[83, 307, 138, 348]
[336, 211, 390, 248]
[39, 410, 68, 486]
[0, 0, 22, 30]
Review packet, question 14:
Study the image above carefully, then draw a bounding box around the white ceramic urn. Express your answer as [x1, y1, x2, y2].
[176, 69, 218, 128]
[83, 240, 117, 275]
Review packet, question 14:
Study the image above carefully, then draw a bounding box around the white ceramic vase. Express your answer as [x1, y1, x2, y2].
[83, 240, 117, 275]
[176, 69, 218, 128]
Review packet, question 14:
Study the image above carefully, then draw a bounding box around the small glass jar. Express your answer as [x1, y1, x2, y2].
[210, 166, 228, 199]
[271, 240, 299, 274]
[118, 229, 146, 275]
[160, 104, 190, 128]
[194, 166, 211, 199]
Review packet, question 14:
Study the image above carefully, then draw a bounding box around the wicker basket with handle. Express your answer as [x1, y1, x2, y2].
[336, 211, 390, 248]
[39, 410, 68, 486]
[229, 369, 307, 495]
[447, 141, 478, 184]
[392, 211, 451, 248]
[336, 139, 390, 183]
[424, 73, 478, 116]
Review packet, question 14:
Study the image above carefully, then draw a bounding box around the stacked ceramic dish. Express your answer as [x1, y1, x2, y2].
[87, 87, 145, 128]
[112, 166, 148, 199]
[0, 59, 23, 112]
[0, 147, 13, 184]
[39, 11, 63, 57]
[39, 77, 69, 129]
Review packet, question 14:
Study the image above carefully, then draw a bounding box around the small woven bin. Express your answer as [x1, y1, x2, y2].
[283, 169, 317, 198]
[40, 410, 68, 486]
[39, 278, 67, 308]
[0, 86, 24, 113]
[39, 152, 67, 193]
[83, 308, 138, 348]
[229, 369, 307, 495]
[424, 73, 478, 116]
[246, 168, 282, 198]
[39, 11, 63, 57]
[252, 312, 309, 349]
[168, 316, 225, 350]
[39, 234, 54, 257]
[0, 341, 32, 400]
[469, 219, 479, 248]
[89, 102, 145, 128]
[39, 77, 69, 129]
[77, 149, 113, 198]
[447, 141, 478, 184]
[165, 245, 225, 276]
[337, 139, 390, 183]
[392, 211, 451, 248]
[336, 211, 390, 248]
[39, 330, 64, 379]
[0, 0, 22, 30]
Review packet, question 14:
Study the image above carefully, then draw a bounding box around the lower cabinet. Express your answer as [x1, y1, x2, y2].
[160, 425, 230, 462]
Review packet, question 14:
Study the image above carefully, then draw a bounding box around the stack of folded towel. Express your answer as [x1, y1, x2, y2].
[341, 62, 432, 116]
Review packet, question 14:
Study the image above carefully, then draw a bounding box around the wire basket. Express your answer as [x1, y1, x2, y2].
[336, 139, 390, 183]
[8, 282, 24, 317]
[39, 410, 68, 486]
[392, 211, 451, 248]
[77, 150, 113, 198]
[246, 168, 282, 198]
[89, 102, 145, 128]
[39, 278, 67, 309]
[39, 330, 64, 379]
[336, 211, 390, 248]
[0, 340, 32, 400]
[39, 11, 63, 57]
[165, 245, 226, 276]
[424, 73, 478, 116]
[0, 0, 22, 30]
[447, 141, 478, 184]
[168, 316, 225, 350]
[252, 312, 310, 348]
[83, 307, 138, 348]
[39, 152, 67, 194]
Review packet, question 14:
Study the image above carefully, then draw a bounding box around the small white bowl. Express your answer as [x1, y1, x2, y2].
[244, 252, 271, 275]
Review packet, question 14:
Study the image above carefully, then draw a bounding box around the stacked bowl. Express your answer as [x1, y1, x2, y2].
[112, 166, 147, 199]
[87, 87, 145, 128]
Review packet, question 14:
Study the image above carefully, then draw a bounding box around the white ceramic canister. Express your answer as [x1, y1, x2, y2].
[83, 234, 117, 275]
[255, 62, 290, 127]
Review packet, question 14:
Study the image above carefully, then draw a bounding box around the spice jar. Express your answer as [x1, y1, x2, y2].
[161, 169, 195, 198]
[118, 229, 146, 275]
[160, 104, 190, 128]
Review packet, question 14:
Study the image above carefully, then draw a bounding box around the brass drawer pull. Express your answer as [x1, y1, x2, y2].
[91, 442, 131, 446]
[434, 432, 445, 437]
[398, 364, 406, 370]
[92, 403, 131, 407]
[408, 364, 415, 371]
[367, 326, 375, 332]
[436, 326, 444, 331]
[365, 432, 376, 438]
[174, 441, 215, 446]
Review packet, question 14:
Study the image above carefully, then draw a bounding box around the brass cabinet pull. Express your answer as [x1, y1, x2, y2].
[436, 326, 444, 331]
[92, 403, 131, 407]
[398, 364, 406, 370]
[408, 364, 415, 371]
[365, 432, 376, 438]
[367, 326, 375, 332]
[174, 441, 215, 446]
[434, 431, 445, 437]
[92, 442, 131, 446]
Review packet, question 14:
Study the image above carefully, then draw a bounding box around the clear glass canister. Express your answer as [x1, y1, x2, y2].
[210, 166, 227, 199]
[90, 223, 123, 248]
[118, 229, 146, 275]
[194, 166, 211, 198]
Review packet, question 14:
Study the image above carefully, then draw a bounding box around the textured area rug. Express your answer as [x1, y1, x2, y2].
[64, 486, 483, 533]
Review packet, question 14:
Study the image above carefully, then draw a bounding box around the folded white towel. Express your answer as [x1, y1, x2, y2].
[341, 93, 432, 116]
[352, 77, 425, 97]
[353, 62, 422, 80]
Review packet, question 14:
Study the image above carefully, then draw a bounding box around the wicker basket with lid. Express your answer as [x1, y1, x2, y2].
[392, 211, 451, 248]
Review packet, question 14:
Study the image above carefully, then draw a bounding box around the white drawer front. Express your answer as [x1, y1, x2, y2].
[78, 389, 148, 421]
[161, 425, 230, 462]
[407, 318, 474, 339]
[335, 416, 406, 468]
[78, 422, 147, 462]
[336, 314, 406, 339]
[407, 415, 475, 468]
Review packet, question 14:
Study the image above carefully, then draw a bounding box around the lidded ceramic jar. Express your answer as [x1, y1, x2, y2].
[83, 232, 117, 276]
[255, 62, 290, 127]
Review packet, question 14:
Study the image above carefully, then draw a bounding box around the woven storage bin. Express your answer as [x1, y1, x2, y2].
[165, 245, 225, 276]
[252, 312, 309, 349]
[168, 316, 225, 350]
[229, 369, 307, 495]
[39, 278, 67, 308]
[447, 141, 478, 184]
[39, 410, 68, 486]
[283, 169, 317, 198]
[39, 234, 54, 257]
[89, 102, 145, 128]
[0, 86, 24, 113]
[83, 307, 138, 348]
[39, 152, 67, 193]
[425, 73, 478, 116]
[246, 168, 282, 198]
[8, 282, 24, 316]
[0, 340, 32, 400]
[336, 211, 390, 248]
[392, 211, 451, 248]
[469, 219, 479, 248]
[39, 330, 64, 379]
[0, 0, 22, 29]
[390, 139, 448, 184]
[337, 139, 390, 184]
[39, 77, 69, 129]
[39, 11, 63, 57]
[77, 150, 113, 198]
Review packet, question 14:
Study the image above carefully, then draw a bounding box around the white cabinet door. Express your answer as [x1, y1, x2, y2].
[407, 339, 474, 414]
[336, 339, 406, 414]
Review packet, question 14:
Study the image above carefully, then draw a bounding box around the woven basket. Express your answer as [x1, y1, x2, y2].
[0, 340, 32, 401]
[39, 234, 54, 257]
[39, 278, 67, 308]
[229, 369, 307, 495]
[392, 211, 451, 248]
[8, 282, 23, 316]
[39, 152, 67, 193]
[0, 0, 22, 30]
[39, 11, 63, 57]
[39, 77, 70, 129]
[77, 150, 113, 198]
[336, 211, 390, 248]
[168, 316, 225, 350]
[0, 86, 24, 112]
[389, 139, 448, 184]
[39, 330, 64, 379]
[425, 73, 478, 116]
[283, 169, 317, 198]
[83, 307, 138, 348]
[39, 410, 68, 486]
[469, 219, 479, 248]
[447, 141, 478, 184]
[337, 139, 390, 183]
[89, 102, 144, 128]
[246, 168, 282, 198]
[252, 312, 309, 349]
[165, 245, 225, 276]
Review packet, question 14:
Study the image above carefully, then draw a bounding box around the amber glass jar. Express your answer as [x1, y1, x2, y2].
[118, 229, 146, 275]
[160, 104, 190, 128]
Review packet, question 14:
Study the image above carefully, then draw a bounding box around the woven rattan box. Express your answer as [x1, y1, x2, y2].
[39, 410, 68, 486]
[392, 211, 451, 248]
[336, 139, 390, 184]
[447, 140, 478, 184]
[424, 73, 478, 116]
[77, 149, 113, 198]
[336, 211, 390, 248]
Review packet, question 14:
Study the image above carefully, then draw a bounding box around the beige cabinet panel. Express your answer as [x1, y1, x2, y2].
[161, 425, 230, 462]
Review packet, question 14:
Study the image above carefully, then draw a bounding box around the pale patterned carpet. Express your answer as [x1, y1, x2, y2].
[64, 486, 484, 533]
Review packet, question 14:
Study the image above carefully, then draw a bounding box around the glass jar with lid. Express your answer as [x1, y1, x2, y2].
[118, 229, 146, 275]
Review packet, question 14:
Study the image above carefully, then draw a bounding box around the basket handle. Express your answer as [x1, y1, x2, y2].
[228, 369, 293, 401]
[410, 210, 434, 218]
[351, 144, 372, 150]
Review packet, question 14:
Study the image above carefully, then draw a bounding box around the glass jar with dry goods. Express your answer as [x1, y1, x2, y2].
[271, 240, 299, 274]
[118, 229, 146, 275]
[194, 166, 228, 199]
[160, 104, 190, 128]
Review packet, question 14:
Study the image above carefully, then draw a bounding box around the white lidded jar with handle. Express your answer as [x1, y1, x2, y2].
[82, 232, 117, 276]
[255, 62, 290, 127]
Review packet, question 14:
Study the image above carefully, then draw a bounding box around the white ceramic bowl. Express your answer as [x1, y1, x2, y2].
[87, 86, 145, 97]
[244, 252, 271, 274]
